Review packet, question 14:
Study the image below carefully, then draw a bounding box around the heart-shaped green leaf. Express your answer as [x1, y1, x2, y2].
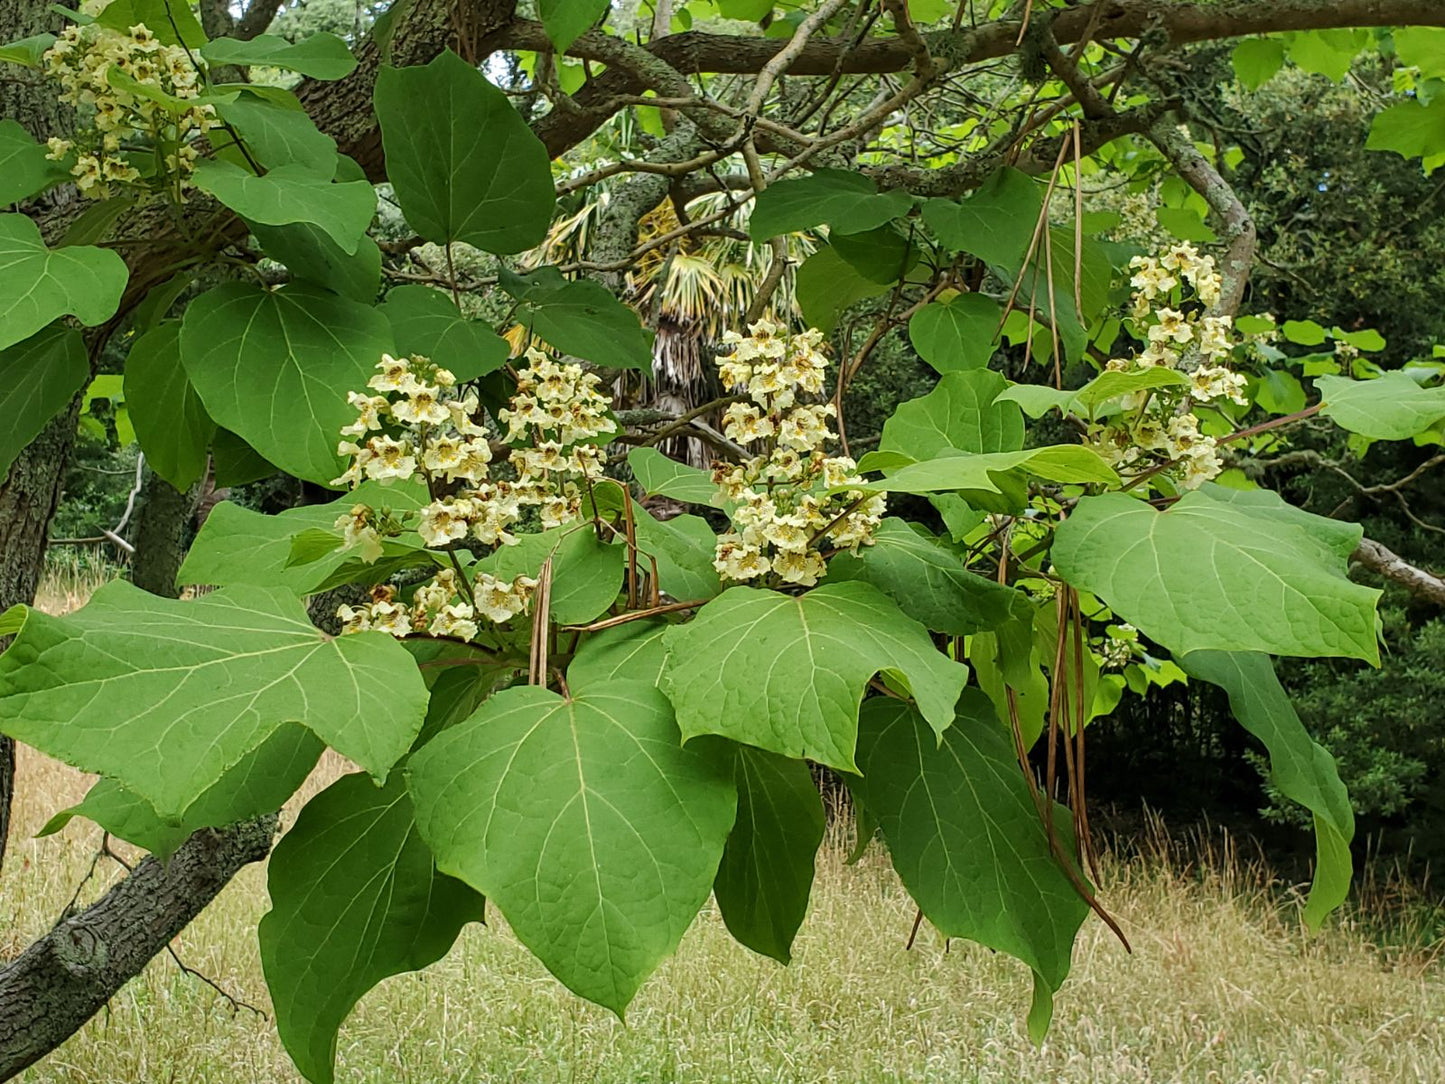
[407, 681, 736, 1014]
[0, 581, 428, 818]
[660, 582, 968, 771]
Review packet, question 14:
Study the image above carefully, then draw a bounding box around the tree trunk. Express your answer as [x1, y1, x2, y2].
[130, 471, 201, 599]
[0, 407, 80, 869]
[0, 0, 81, 875]
[0, 817, 277, 1081]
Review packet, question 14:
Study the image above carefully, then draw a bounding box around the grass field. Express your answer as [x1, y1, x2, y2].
[4, 571, 1444, 1083]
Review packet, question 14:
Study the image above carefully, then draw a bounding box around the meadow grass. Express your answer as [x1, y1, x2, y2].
[4, 572, 1444, 1082]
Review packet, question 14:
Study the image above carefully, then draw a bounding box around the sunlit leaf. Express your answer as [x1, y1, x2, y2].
[0, 213, 127, 351]
[660, 583, 968, 771]
[408, 682, 736, 1014]
[1052, 490, 1380, 662]
[0, 582, 428, 818]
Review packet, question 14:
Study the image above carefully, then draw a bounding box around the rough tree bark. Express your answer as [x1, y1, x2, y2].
[129, 472, 202, 598]
[1353, 538, 1445, 607]
[0, 0, 84, 872]
[0, 409, 80, 870]
[0, 817, 277, 1080]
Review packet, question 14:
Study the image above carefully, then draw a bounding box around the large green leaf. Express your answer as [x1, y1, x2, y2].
[216, 91, 338, 174]
[1052, 491, 1380, 662]
[477, 525, 624, 626]
[250, 221, 382, 304]
[713, 746, 824, 964]
[1178, 651, 1354, 929]
[749, 169, 912, 239]
[996, 367, 1189, 420]
[1232, 37, 1285, 90]
[0, 119, 65, 205]
[1366, 97, 1445, 171]
[192, 161, 374, 254]
[407, 681, 737, 1014]
[178, 480, 429, 594]
[211, 427, 279, 485]
[1395, 27, 1445, 79]
[1317, 372, 1445, 440]
[794, 245, 891, 334]
[123, 322, 215, 491]
[95, 0, 205, 46]
[831, 224, 919, 284]
[880, 369, 1023, 460]
[0, 581, 428, 817]
[921, 166, 1041, 267]
[826, 519, 1028, 636]
[180, 281, 394, 485]
[660, 582, 968, 772]
[201, 32, 358, 80]
[858, 445, 1119, 495]
[850, 693, 1089, 1040]
[0, 213, 127, 351]
[500, 267, 652, 371]
[1198, 485, 1365, 562]
[628, 446, 721, 506]
[630, 511, 723, 601]
[379, 285, 510, 381]
[40, 723, 324, 860]
[907, 294, 1002, 373]
[374, 50, 554, 254]
[0, 323, 88, 477]
[1287, 28, 1367, 82]
[567, 619, 669, 688]
[260, 770, 484, 1084]
[539, 0, 609, 52]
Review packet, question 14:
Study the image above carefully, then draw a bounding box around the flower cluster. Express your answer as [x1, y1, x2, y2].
[336, 568, 539, 639]
[1087, 243, 1251, 490]
[496, 352, 617, 529]
[1100, 622, 1139, 670]
[330, 350, 618, 641]
[709, 321, 884, 587]
[42, 3, 215, 200]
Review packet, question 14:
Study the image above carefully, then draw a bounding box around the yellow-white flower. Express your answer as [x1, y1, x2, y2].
[474, 573, 536, 623]
[429, 602, 479, 642]
[418, 499, 472, 547]
[391, 383, 450, 425]
[334, 504, 384, 564]
[363, 435, 416, 481]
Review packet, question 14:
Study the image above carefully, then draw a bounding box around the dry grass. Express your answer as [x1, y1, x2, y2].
[30, 561, 115, 621]
[5, 745, 1444, 1084]
[5, 569, 1444, 1083]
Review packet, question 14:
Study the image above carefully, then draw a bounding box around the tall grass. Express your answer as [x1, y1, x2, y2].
[6, 567, 1444, 1083]
[4, 744, 1443, 1084]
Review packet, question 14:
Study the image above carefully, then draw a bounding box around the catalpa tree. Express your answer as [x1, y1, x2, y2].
[1, 0, 1444, 1079]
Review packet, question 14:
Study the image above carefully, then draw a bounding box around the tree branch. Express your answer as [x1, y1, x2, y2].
[0, 816, 277, 1079]
[235, 0, 285, 41]
[1145, 115, 1256, 315]
[505, 0, 1445, 82]
[1353, 537, 1445, 607]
